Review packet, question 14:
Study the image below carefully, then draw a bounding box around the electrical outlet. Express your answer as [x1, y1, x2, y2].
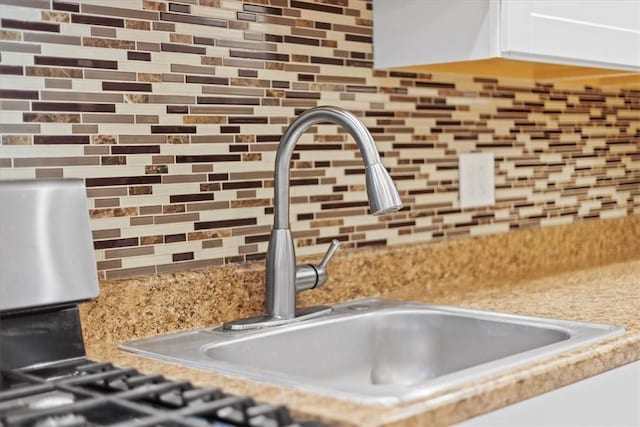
[458, 152, 495, 208]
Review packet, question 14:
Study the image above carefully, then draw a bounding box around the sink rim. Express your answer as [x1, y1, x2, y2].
[120, 298, 626, 406]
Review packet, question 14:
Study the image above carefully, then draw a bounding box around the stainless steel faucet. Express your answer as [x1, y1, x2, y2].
[224, 106, 402, 330]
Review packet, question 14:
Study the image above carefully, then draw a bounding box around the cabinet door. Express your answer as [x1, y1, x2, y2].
[501, 0, 640, 70]
[457, 360, 640, 426]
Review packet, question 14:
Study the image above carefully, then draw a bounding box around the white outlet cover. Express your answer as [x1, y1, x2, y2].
[458, 152, 495, 208]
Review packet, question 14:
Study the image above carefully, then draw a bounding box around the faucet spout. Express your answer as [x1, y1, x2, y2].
[273, 106, 402, 228]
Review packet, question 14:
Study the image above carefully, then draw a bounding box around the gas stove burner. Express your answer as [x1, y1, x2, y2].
[0, 359, 327, 427]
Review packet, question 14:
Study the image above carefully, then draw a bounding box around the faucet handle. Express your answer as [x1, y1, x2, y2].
[319, 239, 341, 270]
[295, 239, 341, 293]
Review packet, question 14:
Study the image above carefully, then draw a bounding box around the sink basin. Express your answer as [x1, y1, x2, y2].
[121, 298, 624, 405]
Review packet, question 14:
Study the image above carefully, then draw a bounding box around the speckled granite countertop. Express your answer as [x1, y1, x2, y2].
[85, 258, 640, 427]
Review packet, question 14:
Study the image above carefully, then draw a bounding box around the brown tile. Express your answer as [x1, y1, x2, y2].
[0, 65, 23, 75]
[35, 55, 118, 69]
[112, 145, 160, 154]
[129, 185, 152, 195]
[222, 57, 265, 70]
[2, 135, 31, 145]
[128, 51, 151, 61]
[1, 18, 59, 32]
[96, 259, 122, 270]
[290, 0, 342, 14]
[169, 3, 191, 13]
[23, 113, 80, 123]
[160, 12, 226, 27]
[73, 124, 99, 133]
[89, 207, 138, 218]
[24, 32, 80, 45]
[92, 228, 121, 240]
[284, 35, 319, 46]
[33, 102, 115, 112]
[45, 79, 72, 89]
[34, 135, 89, 144]
[197, 96, 260, 105]
[91, 27, 117, 37]
[185, 75, 228, 85]
[94, 198, 120, 208]
[0, 124, 40, 133]
[137, 41, 161, 51]
[86, 176, 161, 187]
[140, 235, 163, 245]
[152, 21, 175, 31]
[53, 1, 80, 12]
[136, 115, 159, 123]
[172, 252, 194, 262]
[81, 4, 158, 20]
[42, 91, 121, 103]
[142, 0, 166, 11]
[126, 19, 151, 30]
[167, 135, 189, 144]
[243, 3, 282, 15]
[82, 114, 134, 123]
[26, 66, 82, 78]
[71, 14, 124, 27]
[83, 37, 135, 49]
[176, 154, 240, 163]
[195, 217, 257, 230]
[0, 89, 38, 100]
[183, 115, 226, 124]
[186, 201, 229, 212]
[291, 27, 326, 38]
[1, 100, 29, 110]
[170, 63, 216, 75]
[0, 41, 41, 53]
[161, 42, 206, 55]
[200, 57, 222, 67]
[86, 187, 128, 198]
[150, 125, 196, 134]
[103, 81, 152, 92]
[230, 49, 289, 62]
[35, 168, 63, 179]
[93, 236, 139, 250]
[162, 174, 207, 184]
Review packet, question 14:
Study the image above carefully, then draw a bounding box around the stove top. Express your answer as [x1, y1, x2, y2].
[0, 359, 325, 427]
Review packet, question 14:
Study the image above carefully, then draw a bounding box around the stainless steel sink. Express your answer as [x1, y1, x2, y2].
[121, 298, 624, 405]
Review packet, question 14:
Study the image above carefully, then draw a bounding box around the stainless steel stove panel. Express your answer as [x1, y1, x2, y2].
[0, 179, 99, 313]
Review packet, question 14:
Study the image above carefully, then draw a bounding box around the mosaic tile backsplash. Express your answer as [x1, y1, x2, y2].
[0, 0, 638, 281]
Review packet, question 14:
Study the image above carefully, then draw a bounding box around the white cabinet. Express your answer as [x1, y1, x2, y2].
[373, 0, 640, 73]
[502, 1, 640, 70]
[457, 360, 640, 426]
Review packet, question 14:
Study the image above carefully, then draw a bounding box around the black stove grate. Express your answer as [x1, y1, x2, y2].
[0, 360, 328, 427]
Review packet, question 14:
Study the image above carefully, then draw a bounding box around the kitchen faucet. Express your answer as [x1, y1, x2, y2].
[224, 106, 402, 330]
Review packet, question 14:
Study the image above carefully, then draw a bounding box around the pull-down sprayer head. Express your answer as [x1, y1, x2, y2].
[365, 162, 402, 215]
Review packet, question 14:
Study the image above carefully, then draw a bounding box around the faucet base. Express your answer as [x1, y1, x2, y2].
[222, 305, 333, 331]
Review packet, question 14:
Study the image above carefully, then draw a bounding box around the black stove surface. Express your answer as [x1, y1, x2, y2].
[0, 359, 327, 427]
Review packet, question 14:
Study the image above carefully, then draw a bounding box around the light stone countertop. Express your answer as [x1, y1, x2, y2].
[86, 259, 640, 427]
